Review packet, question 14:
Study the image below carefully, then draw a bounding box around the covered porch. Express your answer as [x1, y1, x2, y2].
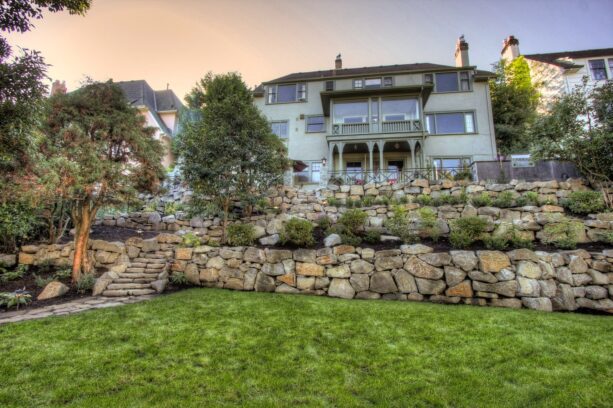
[326, 138, 426, 184]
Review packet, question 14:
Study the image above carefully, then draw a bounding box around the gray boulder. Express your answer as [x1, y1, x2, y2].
[328, 279, 355, 299]
[370, 272, 398, 293]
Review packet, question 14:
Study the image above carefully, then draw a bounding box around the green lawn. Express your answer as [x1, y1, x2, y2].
[0, 289, 612, 407]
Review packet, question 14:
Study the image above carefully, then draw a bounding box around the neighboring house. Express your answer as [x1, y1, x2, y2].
[500, 35, 613, 111]
[254, 37, 498, 186]
[115, 80, 184, 168]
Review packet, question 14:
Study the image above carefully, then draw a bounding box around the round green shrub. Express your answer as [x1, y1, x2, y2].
[339, 209, 367, 235]
[226, 224, 256, 246]
[562, 191, 606, 215]
[281, 218, 315, 246]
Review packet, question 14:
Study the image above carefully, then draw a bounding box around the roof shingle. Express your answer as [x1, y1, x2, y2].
[523, 47, 613, 68]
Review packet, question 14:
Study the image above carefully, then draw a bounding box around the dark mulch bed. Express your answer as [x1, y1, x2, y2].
[58, 225, 159, 244]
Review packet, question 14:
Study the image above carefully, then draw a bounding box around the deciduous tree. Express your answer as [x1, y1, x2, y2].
[177, 72, 289, 242]
[42, 81, 165, 282]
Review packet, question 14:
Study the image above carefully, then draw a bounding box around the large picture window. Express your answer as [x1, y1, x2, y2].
[381, 98, 419, 121]
[425, 112, 475, 134]
[294, 161, 322, 184]
[267, 83, 307, 103]
[431, 72, 472, 92]
[333, 100, 369, 124]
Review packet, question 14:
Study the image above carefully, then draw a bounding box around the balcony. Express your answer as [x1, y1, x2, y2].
[327, 165, 474, 184]
[331, 120, 422, 136]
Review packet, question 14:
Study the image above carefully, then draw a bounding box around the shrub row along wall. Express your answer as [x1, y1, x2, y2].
[14, 235, 613, 313]
[96, 178, 612, 246]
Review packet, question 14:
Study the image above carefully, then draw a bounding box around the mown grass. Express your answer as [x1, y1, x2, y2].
[0, 288, 612, 407]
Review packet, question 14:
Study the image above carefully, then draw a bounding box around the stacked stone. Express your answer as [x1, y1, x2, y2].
[170, 240, 612, 313]
[95, 178, 611, 246]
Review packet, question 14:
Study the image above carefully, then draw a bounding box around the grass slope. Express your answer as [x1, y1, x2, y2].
[0, 289, 612, 407]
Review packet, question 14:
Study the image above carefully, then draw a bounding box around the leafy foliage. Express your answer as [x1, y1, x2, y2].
[0, 264, 28, 283]
[384, 206, 416, 244]
[0, 290, 31, 309]
[281, 218, 315, 247]
[170, 272, 189, 286]
[363, 230, 381, 244]
[417, 207, 441, 242]
[530, 80, 613, 208]
[542, 220, 582, 249]
[75, 273, 95, 294]
[226, 224, 256, 246]
[339, 209, 367, 235]
[471, 193, 492, 208]
[180, 232, 202, 248]
[489, 57, 540, 155]
[449, 216, 489, 248]
[177, 73, 289, 242]
[493, 191, 515, 208]
[562, 191, 606, 215]
[41, 81, 165, 281]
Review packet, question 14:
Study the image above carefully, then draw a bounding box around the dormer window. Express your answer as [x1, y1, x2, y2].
[267, 83, 307, 104]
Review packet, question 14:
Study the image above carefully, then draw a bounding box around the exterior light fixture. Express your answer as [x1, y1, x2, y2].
[322, 157, 327, 166]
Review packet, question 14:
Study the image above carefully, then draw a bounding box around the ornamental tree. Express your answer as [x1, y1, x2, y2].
[489, 57, 540, 155]
[177, 72, 289, 242]
[530, 79, 613, 208]
[42, 81, 165, 282]
[0, 0, 91, 192]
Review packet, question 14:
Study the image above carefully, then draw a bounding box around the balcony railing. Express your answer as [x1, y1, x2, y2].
[331, 119, 421, 136]
[327, 166, 474, 184]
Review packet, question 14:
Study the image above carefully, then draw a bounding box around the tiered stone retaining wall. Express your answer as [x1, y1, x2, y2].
[15, 235, 613, 314]
[96, 178, 612, 246]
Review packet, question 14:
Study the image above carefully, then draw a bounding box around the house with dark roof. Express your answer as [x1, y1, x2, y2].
[115, 80, 184, 168]
[501, 35, 613, 111]
[254, 37, 498, 186]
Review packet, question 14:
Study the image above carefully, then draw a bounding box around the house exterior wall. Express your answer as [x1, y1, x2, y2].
[142, 109, 174, 168]
[254, 69, 497, 184]
[159, 112, 179, 135]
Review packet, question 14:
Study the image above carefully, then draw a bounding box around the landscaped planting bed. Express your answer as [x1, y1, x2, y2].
[0, 289, 611, 407]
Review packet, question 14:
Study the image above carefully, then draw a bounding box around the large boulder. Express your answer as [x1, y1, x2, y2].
[350, 259, 374, 274]
[522, 297, 553, 312]
[326, 265, 351, 278]
[296, 262, 324, 276]
[254, 272, 275, 292]
[404, 256, 443, 280]
[449, 251, 478, 272]
[418, 253, 452, 267]
[446, 280, 473, 298]
[516, 261, 542, 279]
[37, 281, 69, 300]
[391, 269, 417, 293]
[370, 271, 398, 293]
[477, 251, 510, 273]
[324, 234, 342, 247]
[444, 266, 466, 287]
[415, 278, 446, 295]
[243, 248, 266, 263]
[328, 279, 355, 299]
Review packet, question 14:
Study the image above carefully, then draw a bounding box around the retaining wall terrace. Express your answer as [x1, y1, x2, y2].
[14, 235, 613, 313]
[95, 178, 612, 246]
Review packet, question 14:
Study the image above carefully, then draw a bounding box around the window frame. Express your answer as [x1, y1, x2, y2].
[431, 157, 472, 170]
[266, 83, 307, 104]
[325, 80, 335, 91]
[305, 115, 325, 133]
[270, 120, 290, 139]
[426, 71, 473, 93]
[293, 160, 322, 184]
[424, 111, 477, 135]
[589, 59, 609, 81]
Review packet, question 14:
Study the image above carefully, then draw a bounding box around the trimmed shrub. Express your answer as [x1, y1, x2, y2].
[326, 197, 340, 207]
[170, 272, 189, 286]
[384, 206, 416, 244]
[226, 224, 256, 246]
[316, 215, 332, 231]
[339, 209, 367, 235]
[493, 191, 515, 208]
[326, 224, 361, 246]
[470, 193, 492, 208]
[281, 218, 315, 246]
[542, 220, 583, 249]
[76, 274, 96, 294]
[562, 191, 606, 215]
[449, 216, 489, 248]
[417, 207, 441, 242]
[363, 230, 381, 244]
[362, 196, 375, 207]
[414, 194, 433, 206]
[181, 232, 202, 248]
[516, 191, 539, 207]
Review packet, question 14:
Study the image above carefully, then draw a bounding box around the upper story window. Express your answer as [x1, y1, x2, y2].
[427, 72, 472, 93]
[333, 97, 419, 124]
[353, 79, 364, 89]
[589, 59, 609, 80]
[306, 115, 325, 133]
[270, 121, 289, 139]
[267, 83, 307, 104]
[364, 78, 382, 88]
[425, 112, 475, 134]
[383, 76, 394, 87]
[325, 81, 334, 91]
[352, 76, 394, 90]
[333, 100, 369, 123]
[381, 98, 419, 121]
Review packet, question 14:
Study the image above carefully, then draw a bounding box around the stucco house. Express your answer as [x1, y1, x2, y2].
[116, 80, 184, 168]
[500, 35, 613, 111]
[254, 37, 497, 186]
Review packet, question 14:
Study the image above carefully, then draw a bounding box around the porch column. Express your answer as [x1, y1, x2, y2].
[337, 142, 345, 172]
[377, 140, 384, 171]
[367, 141, 375, 172]
[409, 139, 417, 169]
[328, 143, 335, 172]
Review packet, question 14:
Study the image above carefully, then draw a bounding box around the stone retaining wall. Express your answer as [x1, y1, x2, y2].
[15, 235, 613, 313]
[96, 178, 612, 246]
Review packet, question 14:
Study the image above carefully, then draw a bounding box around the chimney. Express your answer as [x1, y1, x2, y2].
[501, 35, 520, 62]
[50, 80, 67, 96]
[454, 35, 470, 67]
[335, 53, 342, 70]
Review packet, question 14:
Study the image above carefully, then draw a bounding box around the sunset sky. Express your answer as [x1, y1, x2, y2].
[6, 0, 613, 101]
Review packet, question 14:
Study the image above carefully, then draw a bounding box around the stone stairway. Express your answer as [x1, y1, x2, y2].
[100, 254, 169, 297]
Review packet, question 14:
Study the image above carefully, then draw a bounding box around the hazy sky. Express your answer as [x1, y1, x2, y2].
[6, 0, 613, 100]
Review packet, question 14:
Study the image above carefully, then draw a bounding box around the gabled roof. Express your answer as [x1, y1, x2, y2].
[523, 47, 613, 69]
[264, 62, 494, 84]
[115, 80, 184, 137]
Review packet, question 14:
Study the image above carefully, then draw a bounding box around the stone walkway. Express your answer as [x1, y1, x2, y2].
[0, 295, 157, 325]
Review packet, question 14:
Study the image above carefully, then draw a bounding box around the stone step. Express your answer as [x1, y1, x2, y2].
[106, 283, 152, 290]
[102, 288, 156, 297]
[118, 272, 159, 279]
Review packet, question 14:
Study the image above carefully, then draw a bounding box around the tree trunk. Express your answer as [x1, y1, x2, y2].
[71, 200, 97, 283]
